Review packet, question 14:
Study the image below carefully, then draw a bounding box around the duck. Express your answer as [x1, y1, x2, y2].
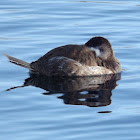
[2, 36, 121, 76]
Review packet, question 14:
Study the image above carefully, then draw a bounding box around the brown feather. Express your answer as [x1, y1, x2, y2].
[30, 45, 98, 75]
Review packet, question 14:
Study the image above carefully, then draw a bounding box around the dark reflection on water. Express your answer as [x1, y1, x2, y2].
[7, 73, 121, 108]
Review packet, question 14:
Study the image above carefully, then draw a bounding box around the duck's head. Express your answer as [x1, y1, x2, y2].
[85, 37, 115, 60]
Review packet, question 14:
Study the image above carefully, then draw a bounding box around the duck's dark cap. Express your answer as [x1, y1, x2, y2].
[85, 36, 111, 47]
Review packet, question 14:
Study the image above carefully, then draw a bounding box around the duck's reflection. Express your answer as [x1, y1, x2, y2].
[7, 73, 121, 107]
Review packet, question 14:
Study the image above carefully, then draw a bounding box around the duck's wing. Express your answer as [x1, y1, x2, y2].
[30, 56, 84, 76]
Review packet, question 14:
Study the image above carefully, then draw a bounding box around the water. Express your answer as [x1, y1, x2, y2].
[1, 0, 140, 139]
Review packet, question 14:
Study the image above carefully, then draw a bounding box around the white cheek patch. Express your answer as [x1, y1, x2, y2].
[90, 47, 101, 57]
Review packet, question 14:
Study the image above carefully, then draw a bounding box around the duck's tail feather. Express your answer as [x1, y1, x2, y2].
[2, 53, 33, 70]
[6, 85, 26, 91]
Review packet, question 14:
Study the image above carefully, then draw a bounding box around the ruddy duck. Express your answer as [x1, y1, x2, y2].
[2, 36, 121, 76]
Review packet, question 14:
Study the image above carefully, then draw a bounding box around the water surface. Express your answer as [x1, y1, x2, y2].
[1, 0, 140, 140]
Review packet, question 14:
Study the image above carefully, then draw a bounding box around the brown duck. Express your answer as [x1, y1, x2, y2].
[2, 36, 121, 76]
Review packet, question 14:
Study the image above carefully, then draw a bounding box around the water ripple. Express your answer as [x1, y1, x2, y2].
[0, 0, 140, 140]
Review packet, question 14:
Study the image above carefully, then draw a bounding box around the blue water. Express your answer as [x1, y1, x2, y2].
[1, 0, 140, 139]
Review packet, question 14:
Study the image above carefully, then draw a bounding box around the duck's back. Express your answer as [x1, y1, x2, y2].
[30, 45, 98, 75]
[33, 45, 97, 65]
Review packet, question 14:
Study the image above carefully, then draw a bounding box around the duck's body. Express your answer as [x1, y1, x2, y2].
[3, 37, 121, 76]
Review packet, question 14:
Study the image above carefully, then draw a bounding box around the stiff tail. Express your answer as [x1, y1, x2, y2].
[2, 53, 33, 70]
